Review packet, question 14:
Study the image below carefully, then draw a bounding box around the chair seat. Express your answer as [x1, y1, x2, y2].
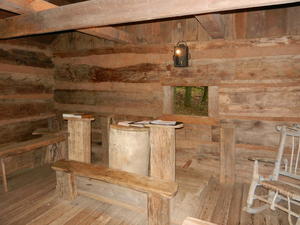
[261, 180, 300, 200]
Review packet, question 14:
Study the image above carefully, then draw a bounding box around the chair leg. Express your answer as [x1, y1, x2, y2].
[247, 160, 259, 208]
[244, 160, 269, 214]
[1, 158, 8, 192]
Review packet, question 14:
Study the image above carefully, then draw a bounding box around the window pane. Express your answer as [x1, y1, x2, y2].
[174, 86, 208, 116]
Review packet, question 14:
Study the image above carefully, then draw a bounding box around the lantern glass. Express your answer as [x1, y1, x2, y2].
[173, 42, 189, 67]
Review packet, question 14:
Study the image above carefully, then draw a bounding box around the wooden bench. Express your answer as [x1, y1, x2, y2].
[52, 159, 178, 225]
[0, 134, 66, 192]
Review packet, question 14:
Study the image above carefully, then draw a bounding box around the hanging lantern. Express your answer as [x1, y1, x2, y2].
[173, 41, 189, 67]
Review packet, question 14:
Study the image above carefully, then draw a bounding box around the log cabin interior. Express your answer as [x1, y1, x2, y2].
[0, 0, 300, 225]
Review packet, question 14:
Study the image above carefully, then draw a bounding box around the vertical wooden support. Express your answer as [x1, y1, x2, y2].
[147, 123, 182, 225]
[55, 170, 77, 200]
[64, 115, 94, 163]
[149, 126, 177, 181]
[208, 86, 219, 118]
[163, 86, 174, 114]
[99, 116, 111, 166]
[148, 193, 170, 225]
[1, 158, 8, 192]
[220, 122, 236, 184]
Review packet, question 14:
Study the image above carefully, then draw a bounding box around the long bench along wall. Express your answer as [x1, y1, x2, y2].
[0, 41, 56, 176]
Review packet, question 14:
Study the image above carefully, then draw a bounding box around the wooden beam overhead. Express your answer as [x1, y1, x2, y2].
[0, 0, 298, 39]
[0, 0, 135, 43]
[195, 14, 225, 39]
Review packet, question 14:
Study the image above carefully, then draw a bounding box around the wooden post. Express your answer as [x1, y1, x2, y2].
[147, 123, 183, 225]
[63, 114, 94, 163]
[1, 158, 8, 192]
[148, 193, 170, 225]
[55, 170, 77, 200]
[219, 122, 236, 184]
[99, 115, 112, 166]
[163, 86, 174, 114]
[149, 126, 177, 181]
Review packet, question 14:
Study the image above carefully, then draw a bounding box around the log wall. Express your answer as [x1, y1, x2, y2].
[0, 41, 56, 175]
[53, 34, 300, 183]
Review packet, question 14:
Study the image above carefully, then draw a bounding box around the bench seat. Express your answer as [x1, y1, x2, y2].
[0, 134, 66, 192]
[52, 159, 178, 199]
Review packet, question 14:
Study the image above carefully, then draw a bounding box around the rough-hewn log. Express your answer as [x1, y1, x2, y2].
[0, 48, 54, 68]
[0, 0, 135, 43]
[55, 63, 164, 83]
[195, 14, 225, 38]
[219, 86, 300, 117]
[55, 81, 162, 92]
[0, 0, 298, 38]
[0, 101, 54, 120]
[54, 90, 161, 106]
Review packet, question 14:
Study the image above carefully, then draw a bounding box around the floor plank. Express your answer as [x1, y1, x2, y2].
[0, 165, 298, 225]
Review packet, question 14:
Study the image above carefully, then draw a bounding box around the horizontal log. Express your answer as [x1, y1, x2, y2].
[53, 36, 300, 58]
[0, 63, 53, 76]
[55, 103, 162, 117]
[0, 113, 56, 126]
[0, 94, 53, 100]
[159, 114, 219, 126]
[54, 90, 162, 106]
[0, 119, 49, 145]
[0, 78, 53, 95]
[0, 0, 297, 38]
[0, 101, 54, 120]
[219, 86, 300, 117]
[0, 0, 135, 43]
[54, 56, 300, 84]
[0, 48, 54, 68]
[55, 63, 164, 83]
[54, 81, 162, 92]
[220, 115, 300, 122]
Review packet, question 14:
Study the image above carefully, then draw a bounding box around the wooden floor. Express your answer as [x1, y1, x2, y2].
[0, 165, 291, 225]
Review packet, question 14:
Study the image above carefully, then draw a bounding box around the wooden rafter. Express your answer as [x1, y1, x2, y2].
[195, 14, 225, 39]
[0, 0, 136, 43]
[0, 0, 298, 39]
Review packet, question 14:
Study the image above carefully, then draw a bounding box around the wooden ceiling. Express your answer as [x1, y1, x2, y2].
[0, 0, 298, 44]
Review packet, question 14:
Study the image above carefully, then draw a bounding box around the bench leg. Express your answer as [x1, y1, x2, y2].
[55, 171, 77, 200]
[1, 158, 8, 192]
[148, 193, 170, 225]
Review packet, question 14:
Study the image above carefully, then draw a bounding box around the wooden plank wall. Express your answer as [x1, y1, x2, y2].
[52, 5, 300, 183]
[0, 41, 56, 175]
[53, 34, 300, 183]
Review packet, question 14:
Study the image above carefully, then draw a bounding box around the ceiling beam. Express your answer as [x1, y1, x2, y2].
[0, 0, 136, 43]
[195, 14, 225, 39]
[0, 0, 297, 39]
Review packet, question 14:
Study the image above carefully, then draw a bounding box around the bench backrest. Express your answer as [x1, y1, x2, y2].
[0, 134, 66, 158]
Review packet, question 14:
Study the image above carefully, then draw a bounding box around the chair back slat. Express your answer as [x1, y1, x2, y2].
[295, 140, 300, 174]
[273, 125, 300, 181]
[289, 136, 295, 174]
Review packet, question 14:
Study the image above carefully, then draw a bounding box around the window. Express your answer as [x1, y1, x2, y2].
[174, 86, 208, 116]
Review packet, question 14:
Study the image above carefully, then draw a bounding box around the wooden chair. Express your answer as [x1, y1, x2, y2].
[244, 124, 300, 225]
